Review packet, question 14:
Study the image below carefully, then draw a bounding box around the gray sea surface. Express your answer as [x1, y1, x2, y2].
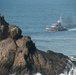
[0, 0, 76, 55]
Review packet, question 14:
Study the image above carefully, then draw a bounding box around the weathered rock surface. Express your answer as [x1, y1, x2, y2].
[0, 15, 73, 75]
[0, 15, 22, 40]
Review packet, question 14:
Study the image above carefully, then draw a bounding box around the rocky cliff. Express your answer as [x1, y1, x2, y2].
[0, 15, 72, 75]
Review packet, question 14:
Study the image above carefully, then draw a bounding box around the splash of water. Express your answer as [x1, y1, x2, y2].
[34, 72, 42, 75]
[59, 67, 76, 75]
[59, 56, 76, 75]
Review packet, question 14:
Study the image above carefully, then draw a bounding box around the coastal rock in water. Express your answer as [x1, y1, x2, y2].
[0, 15, 74, 75]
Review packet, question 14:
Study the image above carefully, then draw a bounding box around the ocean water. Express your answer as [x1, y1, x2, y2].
[0, 0, 76, 56]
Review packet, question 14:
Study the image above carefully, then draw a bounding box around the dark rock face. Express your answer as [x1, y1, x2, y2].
[0, 15, 71, 75]
[0, 16, 9, 40]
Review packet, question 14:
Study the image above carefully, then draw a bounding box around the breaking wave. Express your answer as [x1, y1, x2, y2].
[59, 56, 76, 75]
[59, 67, 76, 75]
[35, 72, 42, 75]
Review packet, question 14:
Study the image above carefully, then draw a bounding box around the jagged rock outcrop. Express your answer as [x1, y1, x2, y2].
[0, 15, 72, 75]
[0, 15, 22, 40]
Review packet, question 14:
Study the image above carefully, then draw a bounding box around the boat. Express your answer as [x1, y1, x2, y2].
[46, 17, 67, 31]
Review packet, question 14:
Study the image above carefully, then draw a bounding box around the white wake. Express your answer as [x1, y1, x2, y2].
[68, 28, 76, 31]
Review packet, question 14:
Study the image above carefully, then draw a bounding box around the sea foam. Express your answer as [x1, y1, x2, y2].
[34, 72, 42, 75]
[59, 56, 76, 75]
